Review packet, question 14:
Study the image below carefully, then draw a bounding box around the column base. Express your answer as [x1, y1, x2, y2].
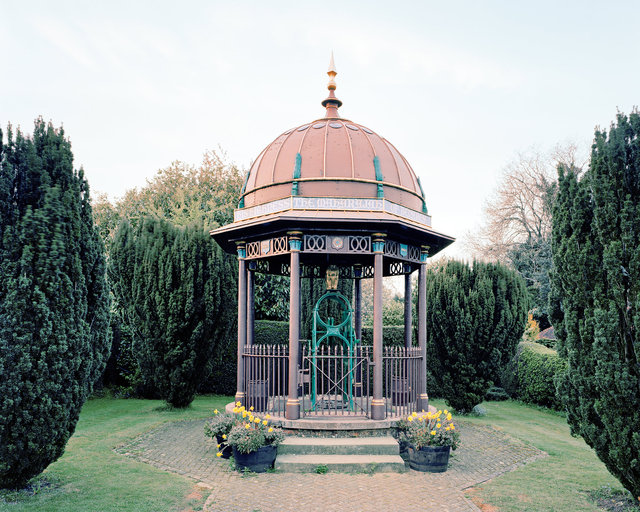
[285, 398, 300, 420]
[371, 399, 386, 420]
[234, 391, 246, 405]
[417, 393, 429, 413]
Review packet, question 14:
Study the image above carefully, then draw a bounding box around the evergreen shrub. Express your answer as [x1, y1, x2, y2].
[0, 120, 110, 488]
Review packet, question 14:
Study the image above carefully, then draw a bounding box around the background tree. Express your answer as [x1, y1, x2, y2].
[109, 217, 236, 407]
[0, 120, 110, 488]
[94, 151, 243, 393]
[466, 145, 582, 328]
[550, 111, 640, 499]
[426, 260, 528, 412]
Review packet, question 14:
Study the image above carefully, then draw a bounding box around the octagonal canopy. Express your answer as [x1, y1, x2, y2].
[212, 59, 454, 257]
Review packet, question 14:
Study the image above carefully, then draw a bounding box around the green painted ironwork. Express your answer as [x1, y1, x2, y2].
[292, 152, 302, 196]
[238, 170, 251, 208]
[310, 291, 359, 410]
[373, 156, 384, 198]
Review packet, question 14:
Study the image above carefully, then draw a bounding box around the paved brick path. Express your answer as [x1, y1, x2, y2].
[116, 419, 546, 512]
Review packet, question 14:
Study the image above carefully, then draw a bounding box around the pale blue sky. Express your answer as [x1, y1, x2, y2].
[2, 1, 638, 259]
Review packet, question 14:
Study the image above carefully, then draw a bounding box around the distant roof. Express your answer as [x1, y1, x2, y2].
[538, 326, 556, 340]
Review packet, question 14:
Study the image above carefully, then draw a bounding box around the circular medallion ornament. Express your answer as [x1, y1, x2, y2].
[331, 236, 344, 250]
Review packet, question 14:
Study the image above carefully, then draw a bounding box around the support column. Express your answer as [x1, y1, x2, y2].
[404, 270, 412, 349]
[235, 242, 247, 405]
[246, 264, 255, 346]
[286, 231, 302, 420]
[354, 266, 362, 342]
[371, 233, 386, 420]
[417, 245, 430, 412]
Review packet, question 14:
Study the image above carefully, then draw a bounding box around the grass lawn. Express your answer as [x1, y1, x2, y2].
[0, 394, 229, 512]
[431, 398, 637, 512]
[2, 395, 637, 512]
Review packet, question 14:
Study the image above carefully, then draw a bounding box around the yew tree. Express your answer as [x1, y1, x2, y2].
[550, 111, 640, 499]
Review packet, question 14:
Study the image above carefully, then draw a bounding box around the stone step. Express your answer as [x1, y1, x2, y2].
[277, 436, 400, 456]
[274, 453, 406, 473]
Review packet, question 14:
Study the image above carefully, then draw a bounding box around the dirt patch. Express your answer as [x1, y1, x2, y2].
[465, 487, 500, 512]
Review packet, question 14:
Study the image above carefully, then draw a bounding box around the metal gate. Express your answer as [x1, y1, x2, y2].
[300, 344, 372, 416]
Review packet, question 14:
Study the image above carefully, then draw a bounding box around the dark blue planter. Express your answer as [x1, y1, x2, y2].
[232, 444, 277, 473]
[215, 434, 232, 459]
[408, 444, 451, 473]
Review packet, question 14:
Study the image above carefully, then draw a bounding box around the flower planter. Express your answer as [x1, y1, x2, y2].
[407, 444, 451, 473]
[232, 444, 277, 473]
[216, 434, 232, 459]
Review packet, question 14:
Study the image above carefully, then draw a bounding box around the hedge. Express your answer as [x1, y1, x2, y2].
[253, 320, 409, 347]
[502, 341, 566, 410]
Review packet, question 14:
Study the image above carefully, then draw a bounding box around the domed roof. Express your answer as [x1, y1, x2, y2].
[239, 58, 427, 216]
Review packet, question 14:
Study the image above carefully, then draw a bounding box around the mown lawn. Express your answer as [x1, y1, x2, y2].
[0, 394, 228, 512]
[431, 398, 636, 512]
[1, 395, 636, 512]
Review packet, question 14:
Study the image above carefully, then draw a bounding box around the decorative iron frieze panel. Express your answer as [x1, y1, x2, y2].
[304, 235, 326, 252]
[245, 236, 289, 260]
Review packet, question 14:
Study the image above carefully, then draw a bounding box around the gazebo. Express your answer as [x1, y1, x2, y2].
[211, 58, 453, 424]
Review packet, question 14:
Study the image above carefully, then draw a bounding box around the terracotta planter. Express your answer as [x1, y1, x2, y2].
[215, 434, 232, 459]
[232, 444, 277, 473]
[407, 444, 451, 473]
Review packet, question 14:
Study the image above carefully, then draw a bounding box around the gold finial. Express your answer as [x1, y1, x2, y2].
[321, 52, 342, 117]
[327, 52, 337, 90]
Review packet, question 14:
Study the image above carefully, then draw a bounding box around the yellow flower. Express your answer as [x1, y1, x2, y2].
[426, 412, 433, 419]
[216, 452, 222, 457]
[412, 411, 418, 418]
[254, 417, 260, 424]
[436, 423, 441, 428]
[222, 434, 227, 439]
[248, 414, 253, 421]
[265, 414, 271, 419]
[407, 416, 414, 422]
[430, 430, 436, 435]
[232, 407, 238, 413]
[214, 409, 219, 415]
[236, 401, 241, 406]
[217, 444, 221, 448]
[249, 406, 254, 411]
[268, 427, 273, 432]
[245, 423, 250, 429]
[242, 411, 247, 418]
[451, 424, 455, 430]
[446, 413, 452, 421]
[444, 409, 448, 415]
[263, 420, 268, 426]
[418, 416, 424, 422]
[239, 406, 245, 412]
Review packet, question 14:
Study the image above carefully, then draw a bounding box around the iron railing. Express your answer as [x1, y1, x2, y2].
[242, 343, 423, 419]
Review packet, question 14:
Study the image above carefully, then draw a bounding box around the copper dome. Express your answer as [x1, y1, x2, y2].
[238, 57, 427, 216]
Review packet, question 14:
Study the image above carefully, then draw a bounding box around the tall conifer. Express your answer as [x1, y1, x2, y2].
[551, 111, 640, 498]
[0, 119, 110, 488]
[109, 217, 236, 407]
[426, 260, 528, 412]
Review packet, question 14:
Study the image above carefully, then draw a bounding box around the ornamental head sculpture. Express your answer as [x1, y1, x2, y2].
[326, 265, 339, 291]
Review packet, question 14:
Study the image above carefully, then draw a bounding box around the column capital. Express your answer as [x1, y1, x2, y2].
[236, 241, 247, 259]
[420, 244, 430, 263]
[372, 233, 386, 253]
[288, 231, 303, 252]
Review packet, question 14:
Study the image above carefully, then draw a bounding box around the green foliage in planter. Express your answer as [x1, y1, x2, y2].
[425, 260, 528, 413]
[108, 217, 236, 407]
[550, 111, 640, 498]
[226, 420, 284, 454]
[204, 411, 236, 439]
[0, 120, 111, 488]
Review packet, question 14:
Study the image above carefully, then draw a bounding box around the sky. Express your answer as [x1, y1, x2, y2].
[2, 0, 639, 260]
